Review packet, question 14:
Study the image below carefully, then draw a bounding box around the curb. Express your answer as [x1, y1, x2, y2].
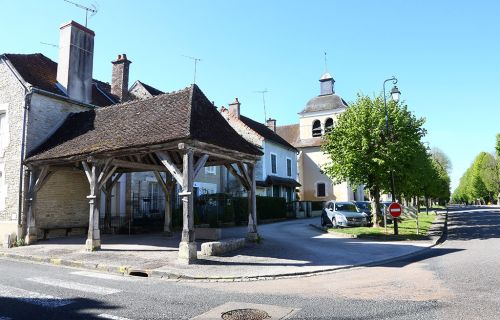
[0, 212, 448, 282]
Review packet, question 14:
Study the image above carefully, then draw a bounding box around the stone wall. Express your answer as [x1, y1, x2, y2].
[25, 93, 91, 154]
[35, 170, 89, 234]
[0, 59, 26, 223]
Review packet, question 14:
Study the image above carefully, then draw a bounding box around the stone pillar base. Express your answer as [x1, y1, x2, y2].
[246, 232, 259, 242]
[85, 239, 101, 251]
[178, 241, 197, 264]
[25, 229, 38, 245]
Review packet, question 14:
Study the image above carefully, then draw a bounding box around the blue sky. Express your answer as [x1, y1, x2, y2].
[2, 0, 499, 190]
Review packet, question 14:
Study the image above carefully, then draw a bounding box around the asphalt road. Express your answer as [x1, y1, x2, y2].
[0, 206, 498, 319]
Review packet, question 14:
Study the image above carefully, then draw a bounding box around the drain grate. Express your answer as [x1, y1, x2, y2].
[129, 271, 148, 277]
[221, 308, 270, 320]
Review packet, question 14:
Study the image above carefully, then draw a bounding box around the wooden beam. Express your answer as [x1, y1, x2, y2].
[156, 151, 183, 185]
[193, 154, 209, 179]
[109, 172, 123, 190]
[153, 171, 168, 195]
[111, 159, 168, 172]
[224, 163, 250, 190]
[98, 165, 117, 190]
[82, 161, 92, 184]
[34, 166, 51, 192]
[237, 162, 251, 189]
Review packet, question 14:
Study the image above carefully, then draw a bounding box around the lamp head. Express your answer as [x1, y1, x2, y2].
[391, 85, 401, 103]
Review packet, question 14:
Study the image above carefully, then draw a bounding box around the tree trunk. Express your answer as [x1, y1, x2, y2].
[370, 186, 381, 228]
[425, 195, 429, 215]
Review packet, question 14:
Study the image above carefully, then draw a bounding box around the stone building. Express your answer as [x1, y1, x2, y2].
[0, 21, 120, 245]
[220, 99, 300, 201]
[276, 72, 364, 202]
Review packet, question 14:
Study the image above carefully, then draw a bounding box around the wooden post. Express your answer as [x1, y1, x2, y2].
[82, 161, 101, 251]
[24, 168, 38, 245]
[103, 180, 112, 231]
[178, 148, 196, 264]
[246, 163, 259, 241]
[153, 171, 174, 236]
[24, 166, 52, 245]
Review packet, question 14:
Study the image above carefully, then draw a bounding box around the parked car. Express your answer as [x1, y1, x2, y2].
[353, 201, 373, 226]
[321, 201, 368, 228]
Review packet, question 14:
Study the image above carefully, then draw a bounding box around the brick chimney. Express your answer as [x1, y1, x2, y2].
[228, 98, 240, 119]
[266, 118, 276, 132]
[111, 54, 132, 102]
[56, 21, 94, 104]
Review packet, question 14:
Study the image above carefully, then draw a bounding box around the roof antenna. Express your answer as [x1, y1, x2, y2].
[182, 55, 202, 84]
[324, 51, 328, 73]
[64, 0, 98, 27]
[254, 89, 268, 122]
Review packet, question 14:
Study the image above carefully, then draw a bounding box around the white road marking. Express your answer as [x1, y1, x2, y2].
[0, 284, 73, 308]
[71, 271, 136, 281]
[0, 316, 12, 320]
[26, 276, 121, 295]
[97, 314, 134, 320]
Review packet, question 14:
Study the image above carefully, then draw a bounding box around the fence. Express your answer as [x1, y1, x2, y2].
[101, 193, 290, 233]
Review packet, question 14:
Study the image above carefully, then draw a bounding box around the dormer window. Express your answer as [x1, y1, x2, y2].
[312, 120, 322, 137]
[325, 118, 334, 133]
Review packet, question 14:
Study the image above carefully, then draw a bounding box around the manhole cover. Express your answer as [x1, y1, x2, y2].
[221, 308, 270, 320]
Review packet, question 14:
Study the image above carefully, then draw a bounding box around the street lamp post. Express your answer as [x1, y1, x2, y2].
[383, 76, 401, 235]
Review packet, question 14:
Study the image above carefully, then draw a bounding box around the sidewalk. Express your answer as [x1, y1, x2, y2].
[0, 214, 447, 281]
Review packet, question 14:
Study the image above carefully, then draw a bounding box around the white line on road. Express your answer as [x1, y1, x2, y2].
[70, 271, 137, 282]
[0, 316, 12, 320]
[26, 276, 121, 295]
[0, 284, 73, 308]
[97, 314, 134, 320]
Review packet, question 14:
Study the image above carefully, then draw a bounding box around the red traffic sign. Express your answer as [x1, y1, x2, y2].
[388, 202, 402, 218]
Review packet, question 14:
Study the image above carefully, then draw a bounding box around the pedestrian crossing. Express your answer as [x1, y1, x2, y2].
[0, 271, 136, 319]
[26, 276, 121, 295]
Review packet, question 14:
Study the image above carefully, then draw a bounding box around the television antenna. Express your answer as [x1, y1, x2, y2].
[64, 0, 98, 27]
[254, 89, 268, 122]
[182, 55, 202, 84]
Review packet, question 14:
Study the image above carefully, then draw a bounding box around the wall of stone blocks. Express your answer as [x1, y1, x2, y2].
[0, 60, 26, 223]
[26, 93, 91, 154]
[35, 170, 89, 235]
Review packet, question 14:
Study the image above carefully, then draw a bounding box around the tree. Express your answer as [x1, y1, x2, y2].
[430, 147, 452, 174]
[322, 94, 426, 227]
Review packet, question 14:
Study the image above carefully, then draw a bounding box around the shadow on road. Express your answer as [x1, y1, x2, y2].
[0, 297, 121, 319]
[371, 247, 465, 268]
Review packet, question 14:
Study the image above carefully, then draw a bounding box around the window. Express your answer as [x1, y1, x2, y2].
[273, 185, 280, 198]
[204, 166, 216, 175]
[286, 158, 292, 177]
[325, 118, 334, 133]
[271, 153, 277, 174]
[312, 120, 321, 137]
[0, 112, 6, 151]
[316, 182, 326, 197]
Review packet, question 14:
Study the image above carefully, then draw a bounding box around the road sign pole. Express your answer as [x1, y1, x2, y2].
[388, 202, 402, 236]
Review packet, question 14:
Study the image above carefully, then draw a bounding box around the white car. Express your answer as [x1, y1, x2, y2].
[321, 201, 368, 228]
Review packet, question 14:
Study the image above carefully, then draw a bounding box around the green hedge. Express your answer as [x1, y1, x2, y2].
[173, 194, 288, 227]
[233, 196, 287, 223]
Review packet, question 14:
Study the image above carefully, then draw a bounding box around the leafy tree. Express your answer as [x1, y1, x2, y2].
[322, 94, 426, 226]
[430, 147, 452, 174]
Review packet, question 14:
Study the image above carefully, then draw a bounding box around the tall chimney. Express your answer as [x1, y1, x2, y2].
[228, 98, 240, 119]
[56, 21, 94, 104]
[266, 118, 276, 132]
[111, 54, 132, 102]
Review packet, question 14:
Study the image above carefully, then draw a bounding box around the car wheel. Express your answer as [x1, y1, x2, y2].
[331, 218, 337, 228]
[320, 215, 326, 227]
